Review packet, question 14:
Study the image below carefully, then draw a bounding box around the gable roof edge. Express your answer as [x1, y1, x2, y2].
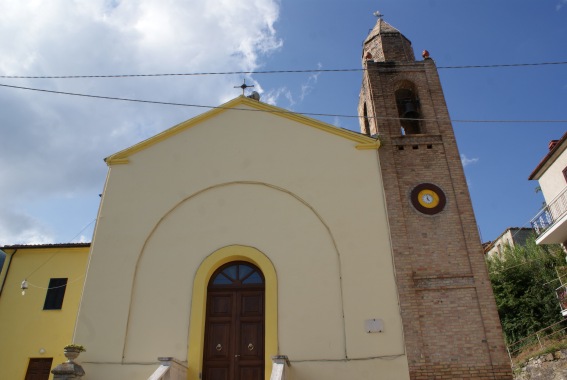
[105, 96, 379, 165]
[528, 131, 567, 180]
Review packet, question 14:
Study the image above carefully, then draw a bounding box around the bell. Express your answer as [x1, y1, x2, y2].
[402, 101, 418, 118]
[400, 100, 421, 134]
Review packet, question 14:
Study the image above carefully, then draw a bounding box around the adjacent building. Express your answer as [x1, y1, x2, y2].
[529, 132, 567, 248]
[484, 227, 535, 257]
[0, 244, 90, 380]
[529, 133, 567, 318]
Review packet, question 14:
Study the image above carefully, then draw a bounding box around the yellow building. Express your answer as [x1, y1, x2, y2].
[0, 244, 90, 380]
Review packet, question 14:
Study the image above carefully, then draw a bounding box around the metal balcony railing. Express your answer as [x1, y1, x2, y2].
[506, 319, 567, 368]
[556, 284, 567, 317]
[531, 186, 567, 237]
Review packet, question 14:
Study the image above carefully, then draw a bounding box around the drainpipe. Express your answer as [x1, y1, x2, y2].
[0, 248, 18, 298]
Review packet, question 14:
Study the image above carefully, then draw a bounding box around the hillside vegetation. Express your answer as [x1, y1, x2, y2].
[486, 236, 566, 352]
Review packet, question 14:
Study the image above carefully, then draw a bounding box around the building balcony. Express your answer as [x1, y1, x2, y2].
[531, 186, 567, 245]
[556, 285, 567, 317]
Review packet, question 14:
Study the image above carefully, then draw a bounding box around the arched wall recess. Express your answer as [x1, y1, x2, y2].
[122, 181, 347, 380]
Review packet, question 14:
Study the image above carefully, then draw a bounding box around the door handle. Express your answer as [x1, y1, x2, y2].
[235, 354, 241, 358]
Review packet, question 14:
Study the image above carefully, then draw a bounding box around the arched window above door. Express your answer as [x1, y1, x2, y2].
[210, 262, 264, 286]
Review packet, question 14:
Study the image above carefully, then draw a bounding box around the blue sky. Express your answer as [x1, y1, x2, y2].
[0, 0, 565, 245]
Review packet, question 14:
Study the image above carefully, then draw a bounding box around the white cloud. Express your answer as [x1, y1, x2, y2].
[461, 154, 479, 167]
[74, 235, 90, 244]
[259, 63, 322, 108]
[263, 87, 294, 106]
[0, 207, 54, 245]
[557, 0, 567, 10]
[332, 116, 341, 128]
[0, 0, 282, 244]
[300, 63, 322, 101]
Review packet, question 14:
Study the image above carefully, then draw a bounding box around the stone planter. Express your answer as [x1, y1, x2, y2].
[63, 349, 82, 363]
[52, 347, 85, 379]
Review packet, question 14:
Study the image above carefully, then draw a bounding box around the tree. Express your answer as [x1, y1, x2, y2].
[486, 236, 565, 346]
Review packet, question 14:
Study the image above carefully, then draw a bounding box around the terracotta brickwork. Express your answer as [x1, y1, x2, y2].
[363, 18, 415, 64]
[359, 20, 512, 379]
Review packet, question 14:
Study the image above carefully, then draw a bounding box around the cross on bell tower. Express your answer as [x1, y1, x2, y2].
[358, 16, 513, 380]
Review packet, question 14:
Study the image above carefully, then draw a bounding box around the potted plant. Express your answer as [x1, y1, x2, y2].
[63, 344, 86, 362]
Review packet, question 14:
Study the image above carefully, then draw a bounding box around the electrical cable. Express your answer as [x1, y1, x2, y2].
[0, 61, 565, 79]
[439, 61, 567, 69]
[27, 275, 85, 290]
[22, 219, 95, 286]
[1, 82, 567, 124]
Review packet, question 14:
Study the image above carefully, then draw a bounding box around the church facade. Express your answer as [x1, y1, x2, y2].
[1, 18, 512, 380]
[74, 93, 412, 379]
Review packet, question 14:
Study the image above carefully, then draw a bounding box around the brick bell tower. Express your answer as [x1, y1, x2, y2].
[359, 16, 512, 379]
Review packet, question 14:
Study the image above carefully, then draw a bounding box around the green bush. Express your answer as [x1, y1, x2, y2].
[486, 236, 566, 347]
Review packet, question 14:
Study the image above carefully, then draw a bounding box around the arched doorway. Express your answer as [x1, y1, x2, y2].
[203, 262, 265, 380]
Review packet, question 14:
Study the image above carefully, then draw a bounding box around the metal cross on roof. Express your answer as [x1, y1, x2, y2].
[234, 79, 254, 96]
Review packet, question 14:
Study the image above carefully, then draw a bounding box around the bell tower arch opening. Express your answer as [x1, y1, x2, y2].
[394, 86, 421, 135]
[362, 102, 371, 136]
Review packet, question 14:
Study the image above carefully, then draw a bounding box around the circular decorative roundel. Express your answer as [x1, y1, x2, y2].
[410, 183, 446, 215]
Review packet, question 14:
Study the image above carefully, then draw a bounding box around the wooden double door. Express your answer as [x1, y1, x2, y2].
[203, 262, 265, 380]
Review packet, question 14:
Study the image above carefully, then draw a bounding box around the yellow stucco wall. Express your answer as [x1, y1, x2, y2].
[0, 245, 90, 380]
[75, 99, 409, 379]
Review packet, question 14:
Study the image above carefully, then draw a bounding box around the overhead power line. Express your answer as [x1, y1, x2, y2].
[1, 82, 566, 124]
[0, 61, 566, 79]
[439, 61, 567, 69]
[23, 219, 96, 280]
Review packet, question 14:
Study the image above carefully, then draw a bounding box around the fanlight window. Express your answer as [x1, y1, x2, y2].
[211, 262, 264, 286]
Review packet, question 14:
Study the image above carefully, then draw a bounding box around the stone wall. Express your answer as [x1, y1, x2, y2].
[515, 349, 567, 380]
